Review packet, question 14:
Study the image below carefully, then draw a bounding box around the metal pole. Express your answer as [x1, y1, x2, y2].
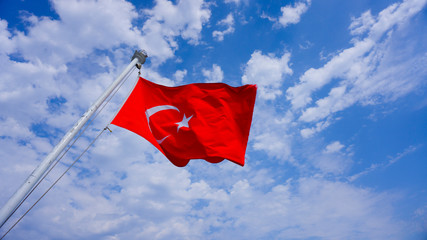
[0, 50, 148, 228]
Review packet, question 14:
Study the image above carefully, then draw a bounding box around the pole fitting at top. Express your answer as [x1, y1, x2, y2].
[132, 50, 148, 69]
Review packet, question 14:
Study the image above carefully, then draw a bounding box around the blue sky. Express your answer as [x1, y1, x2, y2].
[0, 0, 426, 239]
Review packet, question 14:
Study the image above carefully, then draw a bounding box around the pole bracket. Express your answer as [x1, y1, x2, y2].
[132, 50, 148, 69]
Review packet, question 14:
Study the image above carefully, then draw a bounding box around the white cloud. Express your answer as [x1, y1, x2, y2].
[0, 53, 67, 128]
[0, 117, 32, 139]
[143, 68, 176, 86]
[242, 50, 292, 100]
[324, 141, 345, 154]
[248, 103, 295, 163]
[287, 0, 427, 127]
[195, 177, 404, 239]
[413, 204, 427, 232]
[224, 0, 239, 3]
[202, 64, 224, 83]
[141, 0, 211, 64]
[144, 0, 211, 44]
[173, 69, 187, 84]
[213, 13, 235, 41]
[312, 154, 352, 175]
[224, 0, 245, 5]
[287, 39, 374, 110]
[0, 20, 16, 54]
[7, 142, 401, 240]
[310, 141, 352, 175]
[260, 12, 277, 22]
[300, 118, 332, 138]
[278, 0, 311, 28]
[349, 10, 375, 36]
[13, 0, 140, 67]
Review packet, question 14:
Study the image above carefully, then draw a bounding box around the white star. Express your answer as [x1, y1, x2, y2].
[175, 114, 193, 132]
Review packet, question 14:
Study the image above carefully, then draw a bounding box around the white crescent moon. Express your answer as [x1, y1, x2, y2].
[145, 105, 180, 144]
[146, 105, 180, 119]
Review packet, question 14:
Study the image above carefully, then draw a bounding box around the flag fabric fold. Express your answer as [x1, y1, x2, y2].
[111, 77, 257, 167]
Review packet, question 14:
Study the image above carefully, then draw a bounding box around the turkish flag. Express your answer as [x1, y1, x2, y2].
[111, 77, 257, 167]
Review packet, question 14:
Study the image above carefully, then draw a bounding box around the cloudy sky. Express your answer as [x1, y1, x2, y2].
[0, 0, 426, 239]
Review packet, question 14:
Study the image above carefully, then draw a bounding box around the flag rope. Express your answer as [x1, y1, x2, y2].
[0, 67, 137, 239]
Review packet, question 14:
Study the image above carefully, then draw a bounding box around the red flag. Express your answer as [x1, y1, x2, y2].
[111, 77, 257, 167]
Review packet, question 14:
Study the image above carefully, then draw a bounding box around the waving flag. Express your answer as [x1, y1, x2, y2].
[111, 77, 257, 167]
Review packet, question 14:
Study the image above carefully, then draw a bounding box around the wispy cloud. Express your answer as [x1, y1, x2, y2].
[212, 13, 235, 41]
[349, 145, 419, 182]
[286, 0, 427, 136]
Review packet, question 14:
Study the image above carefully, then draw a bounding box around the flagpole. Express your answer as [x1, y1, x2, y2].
[0, 50, 148, 228]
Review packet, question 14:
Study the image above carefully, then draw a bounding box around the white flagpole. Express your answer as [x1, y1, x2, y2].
[0, 50, 148, 228]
